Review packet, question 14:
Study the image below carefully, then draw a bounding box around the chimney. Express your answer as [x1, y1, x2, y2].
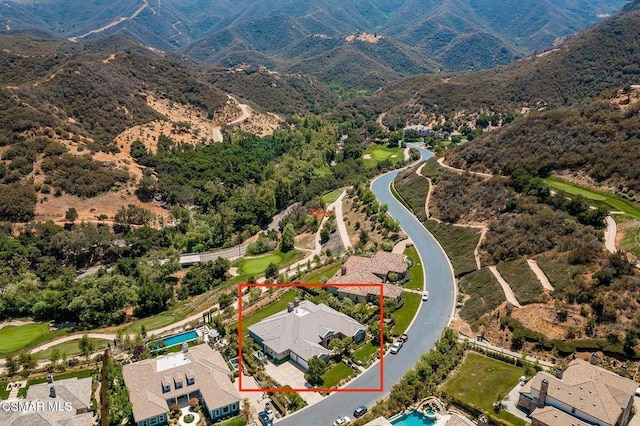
[287, 302, 294, 313]
[49, 386, 56, 398]
[182, 342, 188, 354]
[294, 297, 299, 307]
[538, 379, 548, 408]
[341, 266, 347, 276]
[590, 352, 599, 365]
[555, 367, 564, 379]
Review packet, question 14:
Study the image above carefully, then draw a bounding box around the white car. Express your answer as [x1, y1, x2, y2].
[422, 290, 429, 301]
[390, 341, 403, 354]
[333, 416, 351, 425]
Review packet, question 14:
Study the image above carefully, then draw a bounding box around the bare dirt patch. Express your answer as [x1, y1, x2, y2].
[345, 33, 381, 43]
[295, 232, 316, 251]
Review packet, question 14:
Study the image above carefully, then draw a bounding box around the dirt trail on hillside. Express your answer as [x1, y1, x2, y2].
[488, 266, 521, 308]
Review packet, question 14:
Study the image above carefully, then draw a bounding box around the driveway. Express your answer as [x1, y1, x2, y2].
[277, 145, 457, 425]
[265, 361, 323, 406]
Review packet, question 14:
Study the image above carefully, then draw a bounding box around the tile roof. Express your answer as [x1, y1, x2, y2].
[530, 406, 592, 426]
[247, 300, 365, 362]
[122, 344, 240, 423]
[520, 359, 637, 426]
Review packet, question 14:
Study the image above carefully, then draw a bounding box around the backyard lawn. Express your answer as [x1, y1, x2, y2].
[443, 352, 527, 426]
[239, 290, 299, 332]
[363, 145, 405, 168]
[404, 245, 425, 290]
[0, 323, 49, 355]
[322, 362, 354, 388]
[391, 292, 421, 335]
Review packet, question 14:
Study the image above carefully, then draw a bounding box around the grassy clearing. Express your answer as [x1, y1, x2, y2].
[458, 268, 505, 327]
[363, 145, 405, 168]
[536, 254, 576, 293]
[235, 250, 303, 276]
[300, 262, 342, 284]
[443, 352, 526, 426]
[353, 342, 378, 363]
[321, 189, 342, 205]
[496, 258, 543, 305]
[391, 293, 422, 335]
[394, 167, 429, 221]
[322, 362, 354, 388]
[33, 338, 109, 360]
[125, 313, 177, 335]
[0, 324, 49, 355]
[424, 221, 479, 277]
[404, 246, 425, 290]
[543, 176, 640, 219]
[239, 290, 299, 332]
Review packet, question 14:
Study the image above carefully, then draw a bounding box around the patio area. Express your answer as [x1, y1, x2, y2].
[263, 360, 323, 405]
[178, 407, 200, 426]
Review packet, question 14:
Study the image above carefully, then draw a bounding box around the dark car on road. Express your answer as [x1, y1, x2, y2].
[353, 406, 368, 418]
[259, 411, 273, 426]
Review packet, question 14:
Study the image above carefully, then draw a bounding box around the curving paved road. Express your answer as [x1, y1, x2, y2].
[277, 146, 457, 425]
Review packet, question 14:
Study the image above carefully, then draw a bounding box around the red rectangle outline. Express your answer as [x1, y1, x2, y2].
[238, 282, 384, 393]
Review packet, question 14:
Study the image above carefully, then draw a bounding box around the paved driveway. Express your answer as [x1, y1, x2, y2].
[264, 361, 323, 405]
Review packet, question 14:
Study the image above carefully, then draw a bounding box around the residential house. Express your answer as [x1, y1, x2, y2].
[122, 344, 241, 426]
[0, 377, 93, 426]
[326, 251, 407, 303]
[518, 358, 637, 426]
[248, 299, 366, 369]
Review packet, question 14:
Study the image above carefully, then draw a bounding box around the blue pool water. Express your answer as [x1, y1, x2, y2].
[390, 411, 436, 426]
[160, 330, 198, 347]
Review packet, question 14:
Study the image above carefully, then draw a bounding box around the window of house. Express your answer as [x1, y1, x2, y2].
[223, 406, 229, 413]
[186, 377, 195, 386]
[215, 409, 220, 417]
[162, 384, 170, 393]
[150, 418, 158, 425]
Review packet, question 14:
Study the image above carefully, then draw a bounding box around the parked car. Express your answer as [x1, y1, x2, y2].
[333, 416, 351, 425]
[422, 290, 429, 301]
[390, 341, 403, 354]
[265, 401, 273, 415]
[259, 411, 273, 426]
[399, 333, 408, 343]
[353, 406, 368, 418]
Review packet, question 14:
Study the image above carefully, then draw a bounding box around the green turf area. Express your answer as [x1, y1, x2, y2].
[404, 246, 425, 290]
[363, 145, 405, 168]
[393, 166, 429, 221]
[219, 417, 247, 426]
[235, 250, 303, 276]
[322, 362, 354, 388]
[239, 290, 299, 332]
[353, 342, 378, 364]
[543, 176, 640, 219]
[125, 313, 177, 335]
[536, 254, 579, 293]
[458, 268, 505, 327]
[496, 258, 543, 305]
[424, 220, 479, 277]
[443, 352, 526, 426]
[34, 338, 109, 360]
[0, 324, 49, 355]
[391, 292, 421, 335]
[300, 262, 342, 284]
[321, 189, 342, 205]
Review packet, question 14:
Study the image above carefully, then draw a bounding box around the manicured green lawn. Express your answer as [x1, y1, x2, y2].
[404, 246, 425, 290]
[34, 338, 109, 360]
[125, 313, 177, 335]
[443, 352, 526, 426]
[321, 189, 342, 205]
[239, 290, 299, 332]
[363, 145, 405, 168]
[0, 324, 49, 355]
[543, 176, 640, 219]
[300, 262, 342, 284]
[353, 342, 378, 363]
[235, 250, 303, 276]
[496, 258, 543, 305]
[219, 417, 247, 426]
[391, 293, 421, 335]
[322, 362, 354, 388]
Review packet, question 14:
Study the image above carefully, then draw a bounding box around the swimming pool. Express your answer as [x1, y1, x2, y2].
[390, 411, 436, 426]
[160, 330, 198, 348]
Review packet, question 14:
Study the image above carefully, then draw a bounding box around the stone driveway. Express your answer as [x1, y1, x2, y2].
[264, 361, 323, 405]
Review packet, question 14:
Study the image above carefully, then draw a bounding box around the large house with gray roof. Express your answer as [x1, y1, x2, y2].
[248, 299, 365, 369]
[122, 344, 241, 426]
[518, 358, 638, 426]
[0, 377, 93, 426]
